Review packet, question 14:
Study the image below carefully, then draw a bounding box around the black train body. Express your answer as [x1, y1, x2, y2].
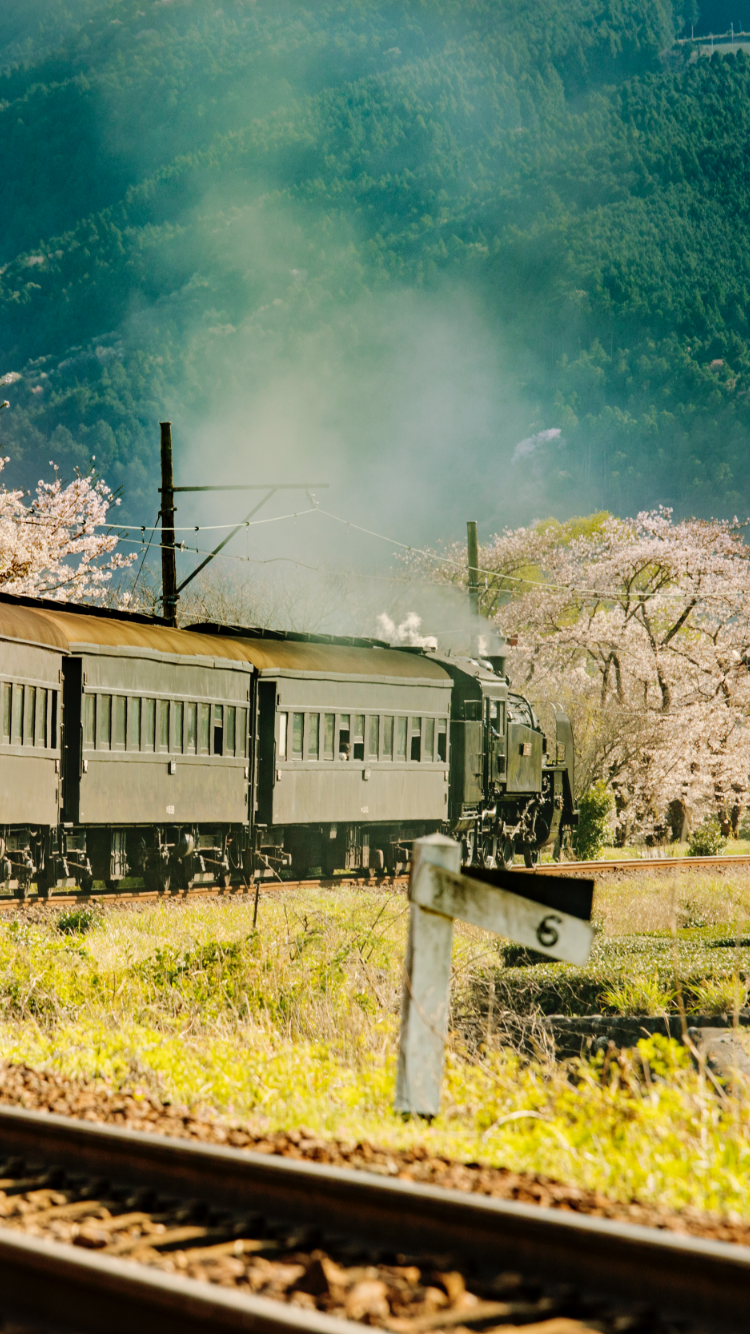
[0, 593, 576, 895]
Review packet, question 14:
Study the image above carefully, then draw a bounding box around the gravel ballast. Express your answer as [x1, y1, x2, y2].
[0, 1061, 748, 1250]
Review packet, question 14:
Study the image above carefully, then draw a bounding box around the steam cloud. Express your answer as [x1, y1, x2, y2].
[376, 611, 438, 650]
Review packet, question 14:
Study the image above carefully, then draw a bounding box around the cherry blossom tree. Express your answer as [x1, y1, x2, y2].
[406, 511, 750, 841]
[0, 455, 135, 602]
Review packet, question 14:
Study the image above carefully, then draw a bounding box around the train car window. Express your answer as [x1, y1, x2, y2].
[464, 700, 482, 721]
[238, 708, 247, 757]
[174, 700, 184, 754]
[383, 716, 394, 759]
[36, 688, 47, 748]
[99, 695, 112, 750]
[353, 714, 365, 761]
[410, 718, 422, 763]
[424, 717, 435, 761]
[128, 697, 141, 751]
[12, 685, 23, 745]
[368, 714, 379, 759]
[24, 686, 35, 745]
[226, 706, 236, 754]
[113, 695, 126, 750]
[323, 713, 335, 760]
[396, 715, 407, 759]
[307, 713, 320, 759]
[158, 700, 169, 752]
[338, 714, 350, 759]
[51, 691, 58, 749]
[185, 701, 197, 753]
[278, 712, 288, 759]
[198, 703, 210, 754]
[437, 718, 447, 762]
[84, 694, 95, 748]
[144, 698, 156, 752]
[292, 712, 304, 757]
[213, 705, 224, 756]
[1, 683, 10, 743]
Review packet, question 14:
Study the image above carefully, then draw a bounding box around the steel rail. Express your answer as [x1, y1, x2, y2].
[2, 851, 749, 910]
[533, 852, 750, 875]
[0, 1105, 747, 1333]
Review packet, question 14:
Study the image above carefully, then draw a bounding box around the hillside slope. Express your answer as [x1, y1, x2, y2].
[0, 0, 748, 536]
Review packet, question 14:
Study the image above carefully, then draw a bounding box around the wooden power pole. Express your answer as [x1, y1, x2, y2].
[160, 422, 178, 626]
[467, 520, 480, 618]
[157, 421, 329, 625]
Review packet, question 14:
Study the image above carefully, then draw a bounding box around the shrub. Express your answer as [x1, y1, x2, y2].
[56, 906, 99, 935]
[687, 818, 727, 858]
[573, 782, 614, 861]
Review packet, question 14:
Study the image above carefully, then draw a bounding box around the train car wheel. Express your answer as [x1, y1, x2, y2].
[500, 837, 515, 869]
[523, 847, 540, 868]
[15, 882, 29, 902]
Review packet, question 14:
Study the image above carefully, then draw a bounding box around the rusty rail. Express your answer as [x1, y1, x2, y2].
[0, 1105, 747, 1333]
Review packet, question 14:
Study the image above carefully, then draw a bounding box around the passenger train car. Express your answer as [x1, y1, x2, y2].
[0, 593, 576, 896]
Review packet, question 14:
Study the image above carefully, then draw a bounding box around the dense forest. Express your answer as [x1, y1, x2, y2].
[2, 0, 750, 535]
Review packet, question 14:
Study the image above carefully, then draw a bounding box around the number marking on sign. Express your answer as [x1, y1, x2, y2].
[411, 863, 594, 966]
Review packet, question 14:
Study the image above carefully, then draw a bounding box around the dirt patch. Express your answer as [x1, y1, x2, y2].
[1, 1060, 750, 1248]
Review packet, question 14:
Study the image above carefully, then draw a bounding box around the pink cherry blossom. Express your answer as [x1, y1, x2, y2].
[0, 457, 135, 603]
[406, 510, 750, 839]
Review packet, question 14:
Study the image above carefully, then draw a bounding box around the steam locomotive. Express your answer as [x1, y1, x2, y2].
[0, 592, 576, 896]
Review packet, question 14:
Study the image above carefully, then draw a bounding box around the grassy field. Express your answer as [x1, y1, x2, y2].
[3, 873, 750, 1218]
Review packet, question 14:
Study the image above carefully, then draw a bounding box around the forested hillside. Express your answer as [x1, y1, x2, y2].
[2, 0, 750, 534]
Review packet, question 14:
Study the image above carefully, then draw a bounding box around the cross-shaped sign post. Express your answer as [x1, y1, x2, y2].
[395, 834, 595, 1116]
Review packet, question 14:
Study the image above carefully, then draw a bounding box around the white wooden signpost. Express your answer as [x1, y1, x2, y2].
[395, 834, 595, 1116]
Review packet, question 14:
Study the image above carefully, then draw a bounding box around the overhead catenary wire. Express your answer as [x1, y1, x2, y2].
[14, 505, 749, 607]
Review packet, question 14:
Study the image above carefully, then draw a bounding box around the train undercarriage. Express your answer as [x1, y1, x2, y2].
[0, 819, 445, 900]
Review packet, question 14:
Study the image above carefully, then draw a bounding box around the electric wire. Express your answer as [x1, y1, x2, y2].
[13, 504, 750, 607]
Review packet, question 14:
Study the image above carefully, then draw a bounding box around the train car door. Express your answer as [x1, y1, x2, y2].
[256, 680, 277, 824]
[61, 657, 82, 823]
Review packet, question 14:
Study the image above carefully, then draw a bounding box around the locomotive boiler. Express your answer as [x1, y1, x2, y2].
[0, 592, 575, 895]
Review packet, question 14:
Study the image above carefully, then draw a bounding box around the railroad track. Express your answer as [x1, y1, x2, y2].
[0, 1105, 745, 1334]
[540, 852, 750, 876]
[2, 851, 749, 908]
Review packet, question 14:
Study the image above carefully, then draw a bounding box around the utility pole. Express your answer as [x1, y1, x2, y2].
[467, 520, 480, 618]
[160, 421, 178, 626]
[157, 424, 329, 624]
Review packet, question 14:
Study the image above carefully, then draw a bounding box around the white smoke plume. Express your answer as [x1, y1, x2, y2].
[511, 427, 562, 463]
[377, 610, 438, 650]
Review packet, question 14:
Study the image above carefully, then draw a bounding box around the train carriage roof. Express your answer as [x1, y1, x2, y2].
[0, 594, 451, 683]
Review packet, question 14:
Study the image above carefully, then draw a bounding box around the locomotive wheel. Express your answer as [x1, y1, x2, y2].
[500, 837, 515, 870]
[105, 879, 120, 892]
[79, 874, 94, 894]
[480, 835, 498, 868]
[523, 847, 540, 868]
[15, 882, 29, 902]
[461, 829, 476, 866]
[217, 871, 231, 889]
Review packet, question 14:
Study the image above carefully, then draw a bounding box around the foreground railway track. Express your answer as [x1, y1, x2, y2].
[0, 1105, 746, 1334]
[0, 851, 748, 908]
